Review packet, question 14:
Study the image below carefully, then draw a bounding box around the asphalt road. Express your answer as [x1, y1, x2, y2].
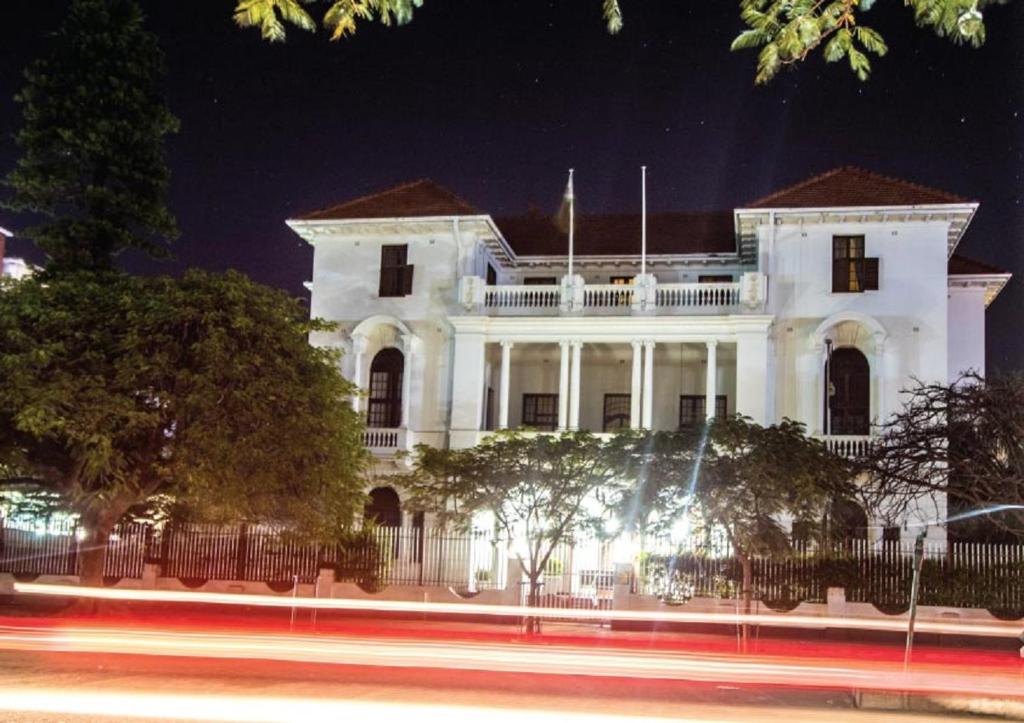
[0, 639, 1021, 722]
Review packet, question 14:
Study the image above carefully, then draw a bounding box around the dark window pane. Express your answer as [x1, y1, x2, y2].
[379, 245, 410, 297]
[523, 277, 557, 285]
[679, 395, 727, 428]
[522, 394, 558, 431]
[826, 347, 870, 435]
[698, 274, 733, 283]
[603, 394, 631, 431]
[367, 348, 404, 428]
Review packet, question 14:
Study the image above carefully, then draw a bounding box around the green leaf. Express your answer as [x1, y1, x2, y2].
[731, 29, 766, 51]
[848, 47, 871, 81]
[855, 26, 889, 56]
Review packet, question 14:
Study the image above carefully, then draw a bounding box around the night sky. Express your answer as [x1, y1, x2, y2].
[2, 1, 1022, 370]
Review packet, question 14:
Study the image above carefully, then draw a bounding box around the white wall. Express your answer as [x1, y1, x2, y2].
[765, 220, 950, 432]
[947, 287, 986, 380]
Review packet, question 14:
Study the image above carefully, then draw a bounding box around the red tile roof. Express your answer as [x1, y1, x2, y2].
[748, 167, 969, 209]
[948, 254, 1009, 276]
[299, 179, 481, 220]
[494, 210, 736, 257]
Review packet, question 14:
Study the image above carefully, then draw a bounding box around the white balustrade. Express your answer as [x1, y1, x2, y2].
[363, 428, 402, 451]
[817, 435, 874, 459]
[483, 284, 560, 310]
[656, 282, 741, 308]
[583, 284, 634, 308]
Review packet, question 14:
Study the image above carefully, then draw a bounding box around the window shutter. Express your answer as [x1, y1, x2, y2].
[862, 258, 879, 290]
[402, 264, 415, 295]
[832, 259, 848, 293]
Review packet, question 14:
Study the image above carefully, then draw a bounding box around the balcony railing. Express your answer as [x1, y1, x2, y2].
[462, 275, 758, 316]
[817, 434, 874, 459]
[656, 282, 740, 308]
[483, 284, 560, 310]
[363, 427, 404, 453]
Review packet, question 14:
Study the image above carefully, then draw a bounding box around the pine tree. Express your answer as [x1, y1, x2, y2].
[4, 0, 179, 273]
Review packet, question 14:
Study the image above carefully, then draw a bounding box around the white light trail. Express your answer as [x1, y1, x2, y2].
[13, 581, 1023, 640]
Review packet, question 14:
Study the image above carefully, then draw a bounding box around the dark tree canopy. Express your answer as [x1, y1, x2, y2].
[4, 0, 178, 273]
[0, 270, 368, 584]
[865, 373, 1024, 540]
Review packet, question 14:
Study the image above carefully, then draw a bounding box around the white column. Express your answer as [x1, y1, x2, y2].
[630, 341, 642, 429]
[449, 331, 487, 449]
[499, 341, 513, 430]
[400, 334, 416, 430]
[642, 340, 655, 429]
[875, 336, 886, 427]
[705, 340, 718, 421]
[558, 341, 570, 430]
[569, 340, 582, 430]
[736, 329, 771, 426]
[351, 334, 367, 413]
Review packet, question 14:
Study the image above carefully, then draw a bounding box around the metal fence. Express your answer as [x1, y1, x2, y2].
[0, 518, 508, 590]
[636, 537, 1024, 616]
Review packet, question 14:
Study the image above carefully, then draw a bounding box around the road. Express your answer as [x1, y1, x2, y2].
[0, 620, 1021, 721]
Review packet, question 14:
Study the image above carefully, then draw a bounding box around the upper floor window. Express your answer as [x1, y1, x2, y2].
[679, 395, 727, 428]
[486, 264, 497, 286]
[832, 236, 878, 293]
[522, 393, 558, 431]
[523, 276, 557, 286]
[698, 274, 732, 284]
[379, 244, 414, 297]
[603, 394, 631, 431]
[367, 348, 404, 428]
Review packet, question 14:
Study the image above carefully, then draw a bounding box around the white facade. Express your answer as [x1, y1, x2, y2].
[289, 171, 1011, 542]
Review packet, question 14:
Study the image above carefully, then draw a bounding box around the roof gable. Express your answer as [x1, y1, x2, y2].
[748, 167, 969, 209]
[299, 179, 481, 221]
[494, 211, 736, 257]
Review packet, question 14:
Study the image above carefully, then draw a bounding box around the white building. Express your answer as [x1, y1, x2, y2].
[288, 167, 1011, 542]
[0, 225, 33, 281]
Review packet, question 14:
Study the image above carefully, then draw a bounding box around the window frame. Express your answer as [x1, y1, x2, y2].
[379, 244, 414, 297]
[602, 393, 631, 432]
[521, 393, 559, 431]
[831, 235, 879, 294]
[678, 394, 727, 428]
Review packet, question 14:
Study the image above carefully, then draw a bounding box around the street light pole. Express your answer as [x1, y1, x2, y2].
[903, 528, 927, 672]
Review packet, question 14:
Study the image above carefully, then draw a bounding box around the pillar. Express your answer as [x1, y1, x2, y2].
[401, 334, 416, 430]
[630, 341, 642, 429]
[569, 340, 582, 430]
[642, 340, 655, 428]
[499, 340, 513, 430]
[558, 340, 570, 430]
[705, 340, 718, 421]
[736, 328, 771, 426]
[449, 332, 487, 449]
[351, 333, 367, 413]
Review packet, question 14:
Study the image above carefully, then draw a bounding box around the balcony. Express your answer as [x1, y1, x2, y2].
[363, 427, 407, 455]
[817, 434, 874, 460]
[459, 273, 763, 317]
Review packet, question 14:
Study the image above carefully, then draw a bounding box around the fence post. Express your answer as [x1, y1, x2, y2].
[235, 523, 249, 582]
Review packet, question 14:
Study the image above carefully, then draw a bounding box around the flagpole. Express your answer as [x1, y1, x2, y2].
[568, 168, 575, 281]
[641, 166, 647, 277]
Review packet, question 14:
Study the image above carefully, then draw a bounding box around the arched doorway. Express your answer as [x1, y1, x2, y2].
[364, 486, 402, 527]
[368, 348, 404, 428]
[825, 347, 869, 435]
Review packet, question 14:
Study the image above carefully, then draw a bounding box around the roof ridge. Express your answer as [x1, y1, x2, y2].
[297, 178, 480, 221]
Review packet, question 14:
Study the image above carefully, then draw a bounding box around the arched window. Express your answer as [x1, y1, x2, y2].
[826, 347, 870, 435]
[364, 486, 402, 527]
[368, 348, 404, 428]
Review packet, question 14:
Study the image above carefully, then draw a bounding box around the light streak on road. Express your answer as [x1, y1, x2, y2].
[14, 581, 1023, 640]
[0, 688, 728, 723]
[0, 624, 1020, 699]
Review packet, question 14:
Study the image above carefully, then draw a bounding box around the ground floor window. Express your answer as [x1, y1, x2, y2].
[602, 394, 631, 431]
[678, 395, 727, 427]
[522, 393, 558, 430]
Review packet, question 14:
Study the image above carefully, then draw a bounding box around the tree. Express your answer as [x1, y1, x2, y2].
[4, 0, 178, 273]
[864, 373, 1024, 541]
[0, 270, 368, 586]
[232, 0, 1004, 83]
[620, 417, 853, 643]
[401, 431, 637, 628]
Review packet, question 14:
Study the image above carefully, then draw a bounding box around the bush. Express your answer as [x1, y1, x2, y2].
[328, 528, 385, 593]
